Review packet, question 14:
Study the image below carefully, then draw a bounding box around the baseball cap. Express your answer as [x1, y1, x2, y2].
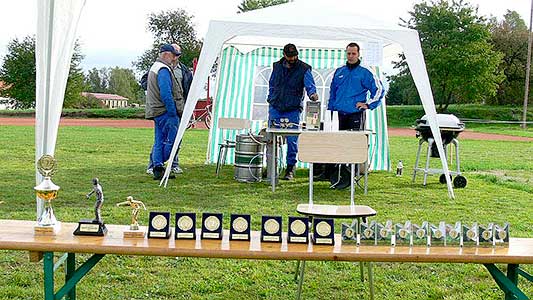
[283, 43, 298, 57]
[160, 44, 181, 56]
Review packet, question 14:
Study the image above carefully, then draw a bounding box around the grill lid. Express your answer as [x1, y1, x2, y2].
[416, 114, 464, 131]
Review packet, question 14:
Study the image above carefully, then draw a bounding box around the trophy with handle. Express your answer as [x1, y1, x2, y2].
[34, 155, 60, 234]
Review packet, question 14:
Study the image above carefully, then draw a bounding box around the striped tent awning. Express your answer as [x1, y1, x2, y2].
[207, 45, 390, 171]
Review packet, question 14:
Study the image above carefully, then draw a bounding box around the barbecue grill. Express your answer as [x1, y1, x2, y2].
[412, 114, 467, 188]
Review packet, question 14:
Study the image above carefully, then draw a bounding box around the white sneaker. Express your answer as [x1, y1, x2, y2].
[171, 166, 183, 174]
[146, 168, 154, 175]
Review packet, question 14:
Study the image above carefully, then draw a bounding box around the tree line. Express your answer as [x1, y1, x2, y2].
[0, 0, 529, 111]
[387, 1, 531, 111]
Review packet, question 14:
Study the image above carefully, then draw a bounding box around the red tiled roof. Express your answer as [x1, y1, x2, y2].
[81, 92, 129, 101]
[0, 81, 12, 90]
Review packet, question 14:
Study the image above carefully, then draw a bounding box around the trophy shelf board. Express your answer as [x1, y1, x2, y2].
[0, 220, 532, 265]
[297, 204, 377, 218]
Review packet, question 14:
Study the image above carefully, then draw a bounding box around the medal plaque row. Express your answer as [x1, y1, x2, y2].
[145, 212, 337, 245]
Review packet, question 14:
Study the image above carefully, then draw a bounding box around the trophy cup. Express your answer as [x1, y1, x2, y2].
[395, 221, 412, 247]
[376, 220, 394, 246]
[34, 155, 60, 235]
[429, 222, 446, 247]
[115, 196, 147, 238]
[341, 220, 357, 243]
[478, 223, 494, 247]
[73, 178, 108, 236]
[412, 221, 429, 246]
[445, 222, 461, 247]
[494, 223, 510, 246]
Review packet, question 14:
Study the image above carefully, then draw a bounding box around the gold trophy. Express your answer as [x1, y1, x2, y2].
[34, 155, 60, 234]
[116, 196, 147, 238]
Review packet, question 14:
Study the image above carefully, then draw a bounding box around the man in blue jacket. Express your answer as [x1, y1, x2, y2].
[145, 44, 184, 180]
[267, 43, 318, 180]
[324, 42, 384, 189]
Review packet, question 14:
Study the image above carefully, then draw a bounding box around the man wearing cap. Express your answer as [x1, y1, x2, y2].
[267, 43, 319, 180]
[145, 44, 185, 180]
[322, 42, 384, 189]
[145, 43, 193, 176]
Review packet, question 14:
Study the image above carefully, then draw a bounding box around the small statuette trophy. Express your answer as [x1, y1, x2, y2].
[74, 178, 108, 236]
[341, 220, 358, 243]
[377, 220, 394, 246]
[34, 155, 60, 235]
[429, 222, 446, 247]
[446, 222, 462, 246]
[494, 223, 510, 247]
[412, 221, 429, 246]
[116, 196, 147, 238]
[462, 222, 478, 247]
[359, 220, 377, 245]
[478, 223, 494, 247]
[395, 221, 412, 246]
[396, 160, 404, 176]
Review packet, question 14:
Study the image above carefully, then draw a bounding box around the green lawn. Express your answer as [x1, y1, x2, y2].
[0, 126, 531, 299]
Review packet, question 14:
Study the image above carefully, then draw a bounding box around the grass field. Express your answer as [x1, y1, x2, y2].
[0, 126, 531, 299]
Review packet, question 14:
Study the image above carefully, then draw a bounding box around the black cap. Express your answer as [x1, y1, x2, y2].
[283, 43, 298, 57]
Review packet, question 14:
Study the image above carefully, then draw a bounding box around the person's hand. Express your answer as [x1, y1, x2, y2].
[309, 93, 319, 101]
[356, 102, 369, 109]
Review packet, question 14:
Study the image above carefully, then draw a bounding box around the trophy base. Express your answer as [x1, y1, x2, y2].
[73, 219, 107, 236]
[34, 222, 61, 236]
[123, 230, 146, 238]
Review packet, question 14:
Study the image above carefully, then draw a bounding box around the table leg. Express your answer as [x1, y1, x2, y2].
[66, 253, 76, 300]
[367, 262, 375, 300]
[296, 261, 306, 300]
[272, 135, 277, 192]
[43, 252, 54, 300]
[294, 261, 300, 282]
[484, 263, 528, 300]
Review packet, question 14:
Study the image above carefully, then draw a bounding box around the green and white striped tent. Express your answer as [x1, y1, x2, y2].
[167, 0, 457, 197]
[207, 43, 391, 171]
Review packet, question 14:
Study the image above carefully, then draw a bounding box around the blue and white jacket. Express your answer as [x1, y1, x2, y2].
[327, 63, 384, 114]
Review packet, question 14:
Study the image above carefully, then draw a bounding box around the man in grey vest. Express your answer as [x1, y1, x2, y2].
[145, 44, 185, 180]
[146, 44, 193, 176]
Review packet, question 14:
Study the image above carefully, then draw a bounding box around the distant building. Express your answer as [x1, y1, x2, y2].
[82, 92, 129, 108]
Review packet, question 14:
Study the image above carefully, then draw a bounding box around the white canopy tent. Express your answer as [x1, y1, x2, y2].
[35, 0, 86, 218]
[163, 0, 455, 198]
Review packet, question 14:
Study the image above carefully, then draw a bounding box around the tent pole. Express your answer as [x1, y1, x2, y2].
[522, 0, 533, 129]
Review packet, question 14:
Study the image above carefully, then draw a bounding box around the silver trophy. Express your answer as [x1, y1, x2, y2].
[34, 155, 60, 227]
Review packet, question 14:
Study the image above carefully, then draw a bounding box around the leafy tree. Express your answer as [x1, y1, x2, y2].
[0, 36, 85, 109]
[389, 0, 504, 111]
[237, 0, 288, 13]
[85, 67, 109, 93]
[134, 9, 202, 73]
[108, 67, 143, 103]
[488, 10, 531, 105]
[0, 37, 36, 109]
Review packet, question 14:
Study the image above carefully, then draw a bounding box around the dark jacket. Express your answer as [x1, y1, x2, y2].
[267, 58, 311, 112]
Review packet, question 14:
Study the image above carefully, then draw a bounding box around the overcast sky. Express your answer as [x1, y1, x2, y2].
[0, 0, 530, 73]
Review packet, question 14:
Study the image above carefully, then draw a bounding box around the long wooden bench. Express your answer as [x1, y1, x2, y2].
[1, 220, 531, 300]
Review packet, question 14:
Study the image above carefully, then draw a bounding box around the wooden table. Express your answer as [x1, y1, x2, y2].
[0, 220, 532, 300]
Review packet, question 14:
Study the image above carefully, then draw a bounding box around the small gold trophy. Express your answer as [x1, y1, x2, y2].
[34, 155, 60, 234]
[116, 196, 147, 238]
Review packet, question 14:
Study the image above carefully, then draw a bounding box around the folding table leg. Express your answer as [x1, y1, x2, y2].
[296, 261, 306, 300]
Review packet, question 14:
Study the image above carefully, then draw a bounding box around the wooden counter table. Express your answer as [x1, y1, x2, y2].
[0, 220, 531, 300]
